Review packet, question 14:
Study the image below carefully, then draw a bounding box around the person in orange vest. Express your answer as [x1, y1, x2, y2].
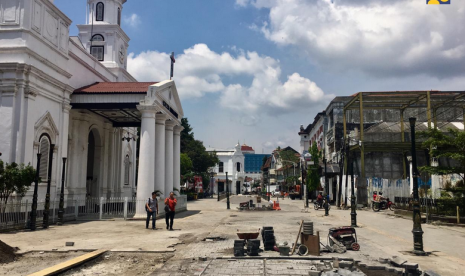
[164, 192, 177, 231]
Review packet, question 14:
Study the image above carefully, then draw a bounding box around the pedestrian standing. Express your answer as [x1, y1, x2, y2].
[146, 192, 158, 230]
[164, 192, 177, 230]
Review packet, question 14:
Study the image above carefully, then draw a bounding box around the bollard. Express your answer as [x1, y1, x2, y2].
[123, 197, 128, 220]
[99, 197, 104, 220]
[24, 200, 29, 225]
[457, 206, 460, 224]
[74, 200, 78, 220]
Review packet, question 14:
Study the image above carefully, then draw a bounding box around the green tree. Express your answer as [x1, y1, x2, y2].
[279, 150, 300, 187]
[419, 128, 465, 179]
[184, 139, 219, 174]
[0, 160, 36, 211]
[180, 153, 193, 176]
[306, 143, 321, 193]
[181, 118, 195, 153]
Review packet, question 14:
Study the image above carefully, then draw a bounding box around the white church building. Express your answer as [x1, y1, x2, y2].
[207, 143, 246, 195]
[0, 0, 183, 218]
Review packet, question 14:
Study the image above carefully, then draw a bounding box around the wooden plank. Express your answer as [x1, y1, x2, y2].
[291, 220, 303, 255]
[28, 249, 107, 276]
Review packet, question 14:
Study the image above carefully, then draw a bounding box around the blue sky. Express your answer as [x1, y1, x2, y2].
[55, 0, 465, 153]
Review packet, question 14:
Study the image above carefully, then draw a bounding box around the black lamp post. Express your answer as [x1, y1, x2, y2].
[245, 175, 248, 194]
[226, 172, 230, 209]
[350, 152, 357, 227]
[43, 144, 55, 228]
[324, 151, 329, 216]
[58, 157, 67, 225]
[30, 153, 42, 231]
[409, 117, 425, 255]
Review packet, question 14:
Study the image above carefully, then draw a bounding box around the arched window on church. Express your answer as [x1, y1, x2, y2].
[96, 2, 104, 21]
[90, 34, 104, 61]
[236, 162, 241, 172]
[92, 34, 104, 41]
[39, 135, 51, 181]
[124, 154, 130, 185]
[117, 8, 121, 26]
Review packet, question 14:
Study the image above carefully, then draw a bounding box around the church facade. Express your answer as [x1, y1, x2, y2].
[0, 0, 183, 217]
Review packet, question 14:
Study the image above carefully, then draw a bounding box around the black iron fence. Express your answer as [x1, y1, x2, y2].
[394, 197, 464, 217]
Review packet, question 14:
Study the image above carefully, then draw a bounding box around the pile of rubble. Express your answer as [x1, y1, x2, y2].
[0, 240, 17, 264]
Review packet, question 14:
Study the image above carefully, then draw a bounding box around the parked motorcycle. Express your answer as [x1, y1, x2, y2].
[372, 198, 396, 212]
[314, 199, 331, 211]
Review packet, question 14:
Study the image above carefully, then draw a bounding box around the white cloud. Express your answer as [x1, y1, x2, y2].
[128, 44, 332, 116]
[123, 13, 141, 27]
[244, 0, 465, 78]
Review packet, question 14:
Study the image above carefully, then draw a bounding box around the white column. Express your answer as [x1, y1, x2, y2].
[135, 105, 157, 218]
[155, 114, 166, 196]
[165, 120, 175, 195]
[173, 125, 183, 193]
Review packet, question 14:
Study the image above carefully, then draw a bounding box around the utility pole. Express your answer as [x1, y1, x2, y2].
[350, 151, 357, 227]
[226, 172, 230, 210]
[409, 117, 425, 255]
[344, 136, 350, 208]
[324, 115, 329, 216]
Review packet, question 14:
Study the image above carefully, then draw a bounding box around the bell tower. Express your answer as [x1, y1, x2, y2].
[77, 0, 133, 81]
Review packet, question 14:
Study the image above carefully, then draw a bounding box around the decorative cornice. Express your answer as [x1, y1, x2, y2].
[0, 47, 72, 78]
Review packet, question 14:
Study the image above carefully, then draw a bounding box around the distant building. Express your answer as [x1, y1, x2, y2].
[207, 143, 270, 194]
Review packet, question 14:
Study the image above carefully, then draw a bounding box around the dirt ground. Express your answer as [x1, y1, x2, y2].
[62, 252, 174, 276]
[0, 251, 84, 276]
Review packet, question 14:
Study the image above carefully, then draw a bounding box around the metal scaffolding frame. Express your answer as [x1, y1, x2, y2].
[342, 90, 465, 182]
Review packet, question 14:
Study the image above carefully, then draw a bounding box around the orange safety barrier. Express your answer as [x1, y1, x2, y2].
[273, 201, 281, 211]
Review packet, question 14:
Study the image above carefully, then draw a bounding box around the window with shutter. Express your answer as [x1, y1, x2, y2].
[39, 136, 50, 181]
[90, 46, 104, 61]
[96, 2, 104, 21]
[124, 155, 130, 185]
[219, 162, 224, 173]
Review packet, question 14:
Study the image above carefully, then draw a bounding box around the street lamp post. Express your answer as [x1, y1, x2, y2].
[245, 175, 248, 194]
[350, 152, 357, 227]
[58, 157, 67, 225]
[43, 144, 55, 229]
[409, 117, 425, 255]
[324, 152, 329, 216]
[30, 153, 42, 231]
[226, 172, 230, 209]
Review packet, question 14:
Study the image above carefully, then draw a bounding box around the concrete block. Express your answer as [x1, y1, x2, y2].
[403, 262, 419, 270]
[390, 256, 407, 267]
[378, 257, 389, 264]
[339, 261, 353, 269]
[366, 264, 386, 270]
[65, 242, 74, 246]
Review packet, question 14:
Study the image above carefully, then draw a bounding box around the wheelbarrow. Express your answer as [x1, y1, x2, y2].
[236, 229, 260, 241]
